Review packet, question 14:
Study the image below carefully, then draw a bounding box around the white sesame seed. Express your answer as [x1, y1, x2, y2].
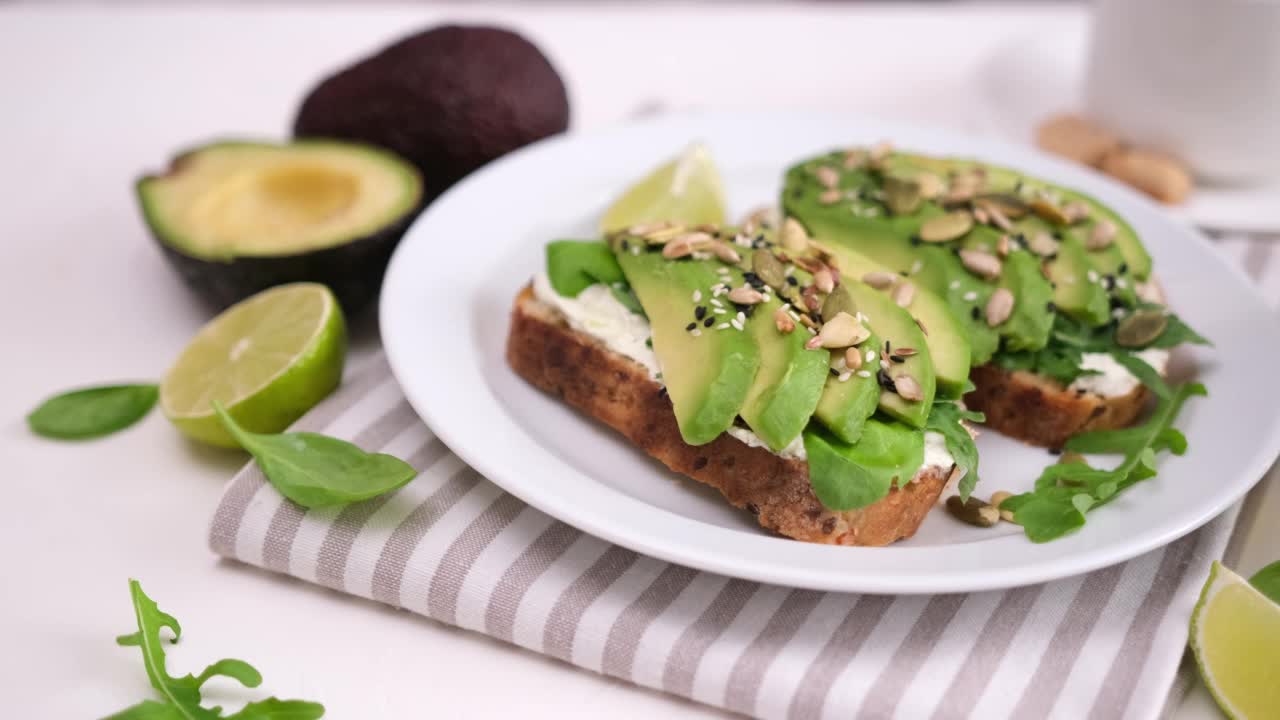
[866, 349, 876, 363]
[717, 323, 730, 330]
[857, 370, 872, 378]
[963, 291, 978, 302]
[691, 328, 702, 337]
[910, 259, 924, 274]
[736, 311, 746, 323]
[949, 280, 961, 290]
[833, 357, 848, 371]
[714, 307, 727, 315]
[1064, 275, 1077, 285]
[838, 371, 853, 383]
[785, 266, 796, 277]
[710, 298, 724, 308]
[1087, 270, 1100, 283]
[731, 319, 745, 331]
[1116, 278, 1128, 289]
[692, 290, 702, 302]
[788, 311, 801, 321]
[630, 245, 642, 255]
[856, 311, 869, 323]
[1112, 308, 1127, 319]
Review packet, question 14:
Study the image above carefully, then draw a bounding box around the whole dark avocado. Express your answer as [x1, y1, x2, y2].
[293, 25, 570, 203]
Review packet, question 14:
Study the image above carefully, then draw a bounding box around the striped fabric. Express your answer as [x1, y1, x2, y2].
[210, 235, 1277, 720]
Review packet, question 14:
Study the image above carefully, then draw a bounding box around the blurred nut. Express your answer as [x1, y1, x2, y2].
[1035, 113, 1120, 167]
[1100, 148, 1192, 205]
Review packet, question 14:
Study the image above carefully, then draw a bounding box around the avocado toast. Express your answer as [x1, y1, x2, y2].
[781, 145, 1208, 449]
[508, 220, 979, 545]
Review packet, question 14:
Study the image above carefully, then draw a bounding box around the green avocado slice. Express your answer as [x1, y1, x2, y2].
[738, 288, 830, 452]
[992, 249, 1055, 351]
[818, 243, 970, 399]
[803, 417, 925, 511]
[613, 243, 760, 445]
[137, 139, 423, 311]
[839, 280, 936, 428]
[1044, 232, 1111, 326]
[813, 330, 882, 444]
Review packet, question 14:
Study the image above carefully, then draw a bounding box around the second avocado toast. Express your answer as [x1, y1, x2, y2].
[507, 144, 1208, 545]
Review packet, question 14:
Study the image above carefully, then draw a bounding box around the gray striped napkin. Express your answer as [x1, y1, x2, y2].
[209, 236, 1277, 720]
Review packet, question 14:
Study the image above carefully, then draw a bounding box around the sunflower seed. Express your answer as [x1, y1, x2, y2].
[997, 234, 1011, 257]
[893, 373, 924, 401]
[842, 149, 866, 169]
[727, 286, 765, 305]
[815, 166, 840, 189]
[1063, 200, 1091, 224]
[960, 249, 1003, 280]
[984, 202, 1014, 231]
[892, 280, 916, 308]
[861, 271, 897, 289]
[845, 346, 863, 369]
[662, 238, 693, 258]
[985, 287, 1015, 326]
[819, 189, 842, 205]
[868, 140, 893, 166]
[1115, 307, 1168, 347]
[774, 307, 795, 334]
[1086, 220, 1117, 250]
[919, 211, 974, 243]
[813, 267, 836, 293]
[892, 347, 918, 357]
[1028, 231, 1059, 257]
[708, 241, 742, 264]
[972, 206, 990, 224]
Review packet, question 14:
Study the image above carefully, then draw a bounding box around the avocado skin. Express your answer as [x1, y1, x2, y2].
[293, 25, 570, 204]
[148, 209, 416, 313]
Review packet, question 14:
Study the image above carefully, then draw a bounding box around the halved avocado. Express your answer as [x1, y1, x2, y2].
[137, 140, 423, 312]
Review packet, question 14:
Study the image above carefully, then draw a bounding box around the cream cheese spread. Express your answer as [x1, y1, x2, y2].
[1069, 349, 1170, 397]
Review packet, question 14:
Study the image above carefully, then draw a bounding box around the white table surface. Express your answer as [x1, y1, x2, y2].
[3, 4, 1275, 718]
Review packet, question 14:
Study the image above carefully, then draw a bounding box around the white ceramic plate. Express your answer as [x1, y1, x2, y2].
[380, 111, 1280, 594]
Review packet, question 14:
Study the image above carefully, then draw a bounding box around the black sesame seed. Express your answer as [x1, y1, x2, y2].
[1118, 262, 1129, 274]
[890, 355, 905, 364]
[1052, 231, 1063, 240]
[899, 270, 910, 277]
[1110, 296, 1125, 309]
[1046, 253, 1058, 262]
[884, 339, 891, 353]
[1046, 301, 1057, 313]
[685, 322, 696, 331]
[909, 236, 923, 247]
[830, 368, 840, 377]
[1048, 447, 1063, 455]
[744, 304, 757, 318]
[703, 316, 715, 328]
[877, 368, 895, 390]
[971, 306, 981, 320]
[621, 240, 631, 251]
[695, 305, 707, 320]
[786, 276, 799, 286]
[1103, 275, 1116, 291]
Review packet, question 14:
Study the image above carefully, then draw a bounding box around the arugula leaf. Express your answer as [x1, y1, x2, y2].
[109, 579, 324, 720]
[925, 401, 984, 501]
[994, 345, 1096, 386]
[546, 240, 626, 297]
[1145, 307, 1212, 349]
[1003, 382, 1206, 542]
[1250, 560, 1280, 605]
[214, 403, 417, 509]
[1110, 352, 1172, 400]
[27, 384, 158, 440]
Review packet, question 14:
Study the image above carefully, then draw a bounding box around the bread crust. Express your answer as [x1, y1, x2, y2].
[507, 285, 950, 546]
[965, 363, 1149, 449]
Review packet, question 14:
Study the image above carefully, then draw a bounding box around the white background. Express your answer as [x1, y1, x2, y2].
[2, 4, 1275, 718]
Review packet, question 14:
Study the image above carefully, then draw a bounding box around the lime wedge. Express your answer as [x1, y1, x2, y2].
[161, 283, 346, 447]
[1189, 561, 1280, 720]
[599, 143, 727, 232]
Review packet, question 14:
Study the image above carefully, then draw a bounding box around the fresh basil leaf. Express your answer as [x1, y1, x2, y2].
[1009, 382, 1206, 542]
[109, 580, 325, 720]
[926, 402, 982, 501]
[1250, 560, 1280, 605]
[27, 383, 158, 440]
[1110, 352, 1171, 399]
[214, 403, 417, 508]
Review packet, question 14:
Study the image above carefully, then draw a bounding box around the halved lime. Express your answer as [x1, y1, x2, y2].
[1189, 561, 1280, 719]
[599, 143, 727, 232]
[161, 283, 346, 447]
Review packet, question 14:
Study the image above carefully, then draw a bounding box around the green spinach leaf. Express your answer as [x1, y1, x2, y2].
[925, 401, 984, 500]
[1250, 560, 1280, 605]
[108, 579, 324, 720]
[1003, 382, 1206, 542]
[214, 403, 417, 508]
[27, 384, 158, 440]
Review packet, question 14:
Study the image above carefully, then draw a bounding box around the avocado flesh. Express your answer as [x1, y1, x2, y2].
[802, 417, 925, 510]
[813, 331, 882, 444]
[840, 280, 936, 428]
[994, 249, 1056, 351]
[737, 271, 830, 452]
[137, 140, 422, 311]
[818, 243, 970, 399]
[1038, 228, 1112, 326]
[614, 247, 760, 445]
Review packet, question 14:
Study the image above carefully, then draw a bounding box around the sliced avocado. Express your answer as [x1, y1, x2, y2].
[613, 245, 760, 445]
[738, 288, 829, 452]
[137, 139, 422, 311]
[995, 249, 1055, 351]
[803, 417, 925, 510]
[818, 243, 970, 399]
[839, 280, 936, 427]
[545, 240, 625, 297]
[1073, 224, 1139, 307]
[813, 330, 882, 444]
[1042, 232, 1111, 326]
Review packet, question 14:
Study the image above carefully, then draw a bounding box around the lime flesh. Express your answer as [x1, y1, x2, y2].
[1190, 561, 1280, 720]
[161, 282, 346, 447]
[599, 143, 727, 232]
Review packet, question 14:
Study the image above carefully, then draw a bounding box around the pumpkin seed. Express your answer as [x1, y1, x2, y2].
[975, 193, 1029, 218]
[989, 490, 1016, 523]
[821, 286, 857, 320]
[805, 311, 870, 349]
[780, 217, 809, 253]
[883, 175, 923, 215]
[945, 495, 1000, 528]
[1030, 197, 1070, 225]
[960, 249, 1003, 280]
[1059, 451, 1088, 465]
[919, 211, 974, 243]
[985, 288, 1014, 326]
[915, 172, 944, 199]
[753, 251, 787, 289]
[1115, 308, 1168, 347]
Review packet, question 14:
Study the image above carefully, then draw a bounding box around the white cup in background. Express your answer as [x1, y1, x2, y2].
[1084, 0, 1280, 183]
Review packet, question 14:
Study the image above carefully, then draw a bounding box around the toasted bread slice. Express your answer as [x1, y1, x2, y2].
[507, 285, 951, 546]
[965, 363, 1149, 450]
